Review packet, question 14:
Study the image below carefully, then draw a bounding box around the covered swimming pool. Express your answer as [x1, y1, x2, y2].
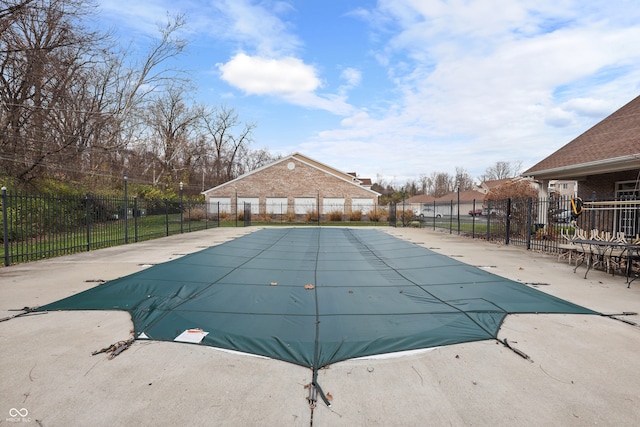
[38, 227, 597, 403]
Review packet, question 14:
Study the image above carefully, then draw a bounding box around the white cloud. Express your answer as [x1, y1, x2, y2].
[96, 0, 640, 183]
[545, 108, 574, 127]
[96, 0, 184, 36]
[212, 0, 300, 56]
[97, 0, 301, 57]
[340, 111, 370, 127]
[301, 0, 640, 181]
[218, 53, 355, 115]
[218, 54, 320, 95]
[341, 68, 362, 87]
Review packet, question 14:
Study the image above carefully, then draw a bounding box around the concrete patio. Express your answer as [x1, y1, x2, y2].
[1, 226, 639, 426]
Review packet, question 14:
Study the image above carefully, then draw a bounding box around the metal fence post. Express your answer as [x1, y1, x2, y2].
[388, 202, 396, 227]
[486, 199, 491, 241]
[591, 191, 597, 230]
[457, 187, 460, 235]
[526, 198, 533, 250]
[134, 197, 139, 242]
[472, 199, 476, 238]
[188, 201, 192, 232]
[433, 200, 436, 230]
[449, 200, 453, 234]
[179, 182, 184, 234]
[164, 198, 169, 236]
[2, 187, 9, 266]
[85, 193, 91, 251]
[124, 176, 129, 244]
[505, 197, 512, 245]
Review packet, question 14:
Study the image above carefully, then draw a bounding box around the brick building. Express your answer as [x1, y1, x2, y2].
[201, 153, 380, 218]
[523, 95, 640, 201]
[523, 95, 640, 237]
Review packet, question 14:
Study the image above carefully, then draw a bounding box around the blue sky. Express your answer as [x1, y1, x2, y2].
[96, 0, 640, 184]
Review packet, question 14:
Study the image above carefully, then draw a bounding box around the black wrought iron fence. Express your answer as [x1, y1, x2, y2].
[2, 188, 637, 266]
[1, 188, 219, 266]
[416, 195, 638, 250]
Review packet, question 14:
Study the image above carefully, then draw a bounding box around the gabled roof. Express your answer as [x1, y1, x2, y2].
[480, 179, 511, 189]
[435, 190, 485, 203]
[202, 153, 380, 196]
[405, 194, 437, 204]
[524, 95, 640, 180]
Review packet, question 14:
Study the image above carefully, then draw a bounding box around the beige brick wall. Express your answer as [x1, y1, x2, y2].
[204, 158, 378, 213]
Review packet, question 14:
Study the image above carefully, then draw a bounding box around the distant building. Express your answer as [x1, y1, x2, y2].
[548, 180, 578, 199]
[201, 153, 380, 218]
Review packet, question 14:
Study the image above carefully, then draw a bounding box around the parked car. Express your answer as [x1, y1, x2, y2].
[468, 209, 483, 217]
[552, 209, 573, 223]
[414, 206, 443, 218]
[482, 207, 504, 216]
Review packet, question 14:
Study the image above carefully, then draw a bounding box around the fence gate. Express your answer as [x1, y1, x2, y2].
[243, 202, 251, 226]
[388, 202, 397, 227]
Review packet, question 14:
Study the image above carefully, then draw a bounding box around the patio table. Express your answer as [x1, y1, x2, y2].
[572, 239, 626, 279]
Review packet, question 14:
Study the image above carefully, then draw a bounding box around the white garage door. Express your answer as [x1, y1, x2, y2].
[209, 197, 231, 214]
[352, 198, 374, 214]
[294, 198, 316, 214]
[238, 197, 260, 214]
[322, 198, 345, 214]
[266, 198, 288, 214]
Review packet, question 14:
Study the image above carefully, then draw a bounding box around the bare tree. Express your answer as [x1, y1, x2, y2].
[201, 105, 256, 186]
[454, 166, 475, 191]
[479, 160, 523, 182]
[138, 85, 202, 186]
[0, 0, 36, 36]
[0, 2, 188, 184]
[236, 147, 279, 176]
[418, 174, 430, 195]
[87, 14, 188, 182]
[0, 0, 109, 182]
[430, 171, 454, 197]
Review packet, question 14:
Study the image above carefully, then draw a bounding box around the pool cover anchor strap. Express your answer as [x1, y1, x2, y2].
[602, 312, 639, 326]
[311, 374, 331, 407]
[309, 229, 332, 408]
[307, 383, 317, 408]
[0, 307, 46, 323]
[91, 338, 135, 359]
[500, 338, 533, 362]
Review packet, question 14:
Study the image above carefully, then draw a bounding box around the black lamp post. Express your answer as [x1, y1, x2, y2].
[235, 186, 238, 227]
[179, 182, 184, 233]
[457, 186, 460, 234]
[124, 175, 128, 244]
[317, 189, 320, 226]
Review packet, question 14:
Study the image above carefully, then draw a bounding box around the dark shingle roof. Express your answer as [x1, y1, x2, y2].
[435, 190, 485, 203]
[405, 194, 437, 203]
[525, 95, 640, 174]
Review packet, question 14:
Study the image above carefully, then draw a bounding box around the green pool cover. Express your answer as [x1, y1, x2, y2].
[39, 228, 596, 369]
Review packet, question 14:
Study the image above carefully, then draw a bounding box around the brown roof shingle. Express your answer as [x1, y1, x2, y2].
[525, 95, 640, 174]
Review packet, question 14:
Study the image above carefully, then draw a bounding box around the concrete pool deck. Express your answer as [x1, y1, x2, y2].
[1, 226, 640, 426]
